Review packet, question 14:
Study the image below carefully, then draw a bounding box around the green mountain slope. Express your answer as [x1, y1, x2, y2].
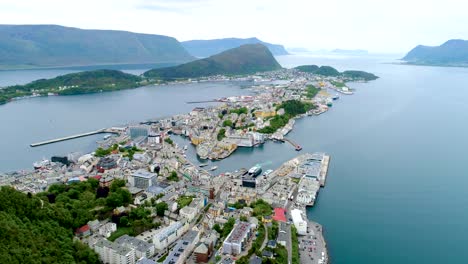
[182, 37, 289, 57]
[402, 39, 468, 66]
[144, 44, 282, 79]
[0, 24, 194, 68]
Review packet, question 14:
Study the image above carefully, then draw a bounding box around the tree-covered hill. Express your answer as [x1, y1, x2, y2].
[182, 37, 289, 57]
[143, 44, 282, 80]
[0, 186, 101, 263]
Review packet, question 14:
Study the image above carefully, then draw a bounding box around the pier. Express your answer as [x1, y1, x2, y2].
[319, 155, 330, 186]
[283, 137, 302, 151]
[186, 100, 218, 104]
[30, 129, 118, 147]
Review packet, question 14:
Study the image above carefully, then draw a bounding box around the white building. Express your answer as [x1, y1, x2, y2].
[98, 222, 117, 238]
[179, 206, 197, 222]
[129, 169, 158, 189]
[291, 209, 308, 235]
[94, 238, 136, 264]
[222, 222, 253, 256]
[163, 230, 200, 264]
[151, 221, 189, 250]
[115, 235, 155, 259]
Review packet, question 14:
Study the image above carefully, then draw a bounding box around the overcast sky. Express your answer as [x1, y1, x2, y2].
[1, 0, 467, 53]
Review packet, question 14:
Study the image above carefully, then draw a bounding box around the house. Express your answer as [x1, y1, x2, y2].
[75, 224, 91, 237]
[262, 215, 272, 224]
[262, 250, 274, 258]
[267, 240, 277, 249]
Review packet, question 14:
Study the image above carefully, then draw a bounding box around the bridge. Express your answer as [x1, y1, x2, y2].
[30, 128, 120, 147]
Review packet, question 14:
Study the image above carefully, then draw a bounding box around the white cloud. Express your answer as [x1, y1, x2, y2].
[0, 0, 467, 52]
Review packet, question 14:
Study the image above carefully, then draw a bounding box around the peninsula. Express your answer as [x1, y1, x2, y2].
[403, 39, 468, 67]
[0, 70, 146, 104]
[1, 58, 379, 264]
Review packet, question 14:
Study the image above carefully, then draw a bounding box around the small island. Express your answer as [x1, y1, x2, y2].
[294, 64, 379, 81]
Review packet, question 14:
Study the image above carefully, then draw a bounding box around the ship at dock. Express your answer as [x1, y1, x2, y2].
[247, 164, 262, 177]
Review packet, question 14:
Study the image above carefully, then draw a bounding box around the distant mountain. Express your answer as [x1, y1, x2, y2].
[295, 65, 378, 81]
[403, 39, 468, 66]
[0, 25, 194, 68]
[181, 37, 289, 57]
[144, 44, 282, 80]
[1, 70, 144, 104]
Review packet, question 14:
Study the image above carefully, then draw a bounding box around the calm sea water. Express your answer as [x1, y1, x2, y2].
[1, 55, 468, 263]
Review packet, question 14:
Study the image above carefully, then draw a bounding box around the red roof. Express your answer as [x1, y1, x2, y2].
[273, 208, 287, 222]
[75, 224, 90, 234]
[92, 175, 102, 180]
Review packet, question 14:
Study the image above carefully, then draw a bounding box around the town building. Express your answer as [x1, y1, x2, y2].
[222, 221, 253, 256]
[163, 230, 200, 264]
[129, 169, 158, 190]
[291, 209, 308, 235]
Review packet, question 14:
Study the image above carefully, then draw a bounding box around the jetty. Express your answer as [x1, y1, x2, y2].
[319, 154, 330, 186]
[283, 137, 302, 151]
[186, 100, 218, 104]
[30, 129, 118, 147]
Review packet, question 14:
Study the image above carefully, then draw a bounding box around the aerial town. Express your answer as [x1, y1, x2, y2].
[0, 68, 368, 264]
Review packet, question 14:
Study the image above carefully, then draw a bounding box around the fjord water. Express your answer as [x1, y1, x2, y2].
[1, 55, 468, 263]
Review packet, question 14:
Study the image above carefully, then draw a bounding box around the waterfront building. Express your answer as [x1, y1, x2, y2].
[129, 126, 149, 140]
[222, 221, 253, 255]
[291, 209, 308, 235]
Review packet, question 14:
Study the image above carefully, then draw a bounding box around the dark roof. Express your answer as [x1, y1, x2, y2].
[249, 256, 262, 264]
[262, 250, 273, 258]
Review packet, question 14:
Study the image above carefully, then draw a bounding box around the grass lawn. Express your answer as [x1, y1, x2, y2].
[108, 226, 133, 242]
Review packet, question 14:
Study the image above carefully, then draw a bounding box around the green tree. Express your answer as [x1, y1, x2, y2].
[110, 179, 126, 192]
[106, 192, 124, 208]
[155, 202, 168, 217]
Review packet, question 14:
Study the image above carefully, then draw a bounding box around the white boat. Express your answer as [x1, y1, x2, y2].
[184, 145, 188, 150]
[103, 134, 112, 140]
[209, 166, 218, 171]
[199, 163, 209, 167]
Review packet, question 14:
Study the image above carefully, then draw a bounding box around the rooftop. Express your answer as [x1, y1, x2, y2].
[225, 221, 251, 244]
[132, 169, 157, 179]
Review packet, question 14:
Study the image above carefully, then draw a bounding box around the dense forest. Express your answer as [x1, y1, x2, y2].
[0, 178, 134, 263]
